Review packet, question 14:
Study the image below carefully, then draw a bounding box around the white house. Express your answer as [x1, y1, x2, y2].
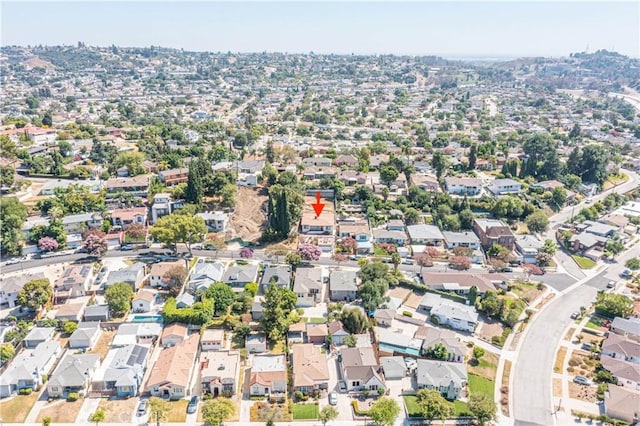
[68, 322, 102, 350]
[248, 354, 287, 396]
[197, 211, 230, 232]
[132, 290, 157, 313]
[445, 177, 483, 196]
[490, 178, 522, 195]
[201, 328, 225, 351]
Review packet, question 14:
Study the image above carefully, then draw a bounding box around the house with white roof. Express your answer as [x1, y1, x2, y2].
[416, 359, 467, 400]
[490, 178, 522, 195]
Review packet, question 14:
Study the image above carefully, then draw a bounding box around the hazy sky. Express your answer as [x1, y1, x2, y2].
[2, 1, 638, 58]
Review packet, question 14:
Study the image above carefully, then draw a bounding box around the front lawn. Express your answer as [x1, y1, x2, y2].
[0, 392, 40, 422]
[292, 403, 318, 420]
[468, 374, 495, 400]
[404, 395, 470, 418]
[165, 399, 188, 422]
[571, 255, 596, 269]
[452, 400, 472, 416]
[305, 317, 326, 324]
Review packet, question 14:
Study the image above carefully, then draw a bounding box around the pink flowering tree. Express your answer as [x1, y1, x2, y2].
[378, 243, 396, 254]
[38, 237, 59, 252]
[83, 234, 108, 258]
[338, 237, 357, 255]
[239, 247, 254, 258]
[298, 243, 322, 262]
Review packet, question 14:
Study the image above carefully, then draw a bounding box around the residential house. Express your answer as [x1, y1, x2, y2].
[515, 235, 543, 264]
[47, 353, 101, 398]
[189, 261, 225, 293]
[328, 320, 349, 346]
[387, 219, 406, 231]
[602, 334, 640, 364]
[329, 270, 358, 302]
[380, 357, 408, 380]
[132, 290, 157, 313]
[53, 264, 93, 302]
[200, 350, 240, 396]
[84, 304, 110, 322]
[337, 220, 372, 254]
[601, 357, 640, 390]
[300, 203, 335, 235]
[287, 322, 306, 346]
[299, 234, 335, 254]
[583, 220, 618, 238]
[260, 265, 292, 291]
[176, 293, 195, 308]
[69, 322, 102, 350]
[291, 344, 330, 393]
[490, 178, 522, 195]
[339, 347, 385, 393]
[149, 261, 184, 288]
[161, 323, 189, 348]
[222, 264, 260, 291]
[105, 176, 150, 198]
[372, 229, 407, 246]
[302, 157, 332, 167]
[610, 317, 640, 342]
[407, 224, 445, 246]
[293, 267, 323, 307]
[201, 328, 225, 351]
[569, 233, 608, 258]
[111, 207, 148, 228]
[604, 385, 640, 424]
[91, 344, 149, 397]
[376, 328, 422, 357]
[151, 193, 184, 224]
[0, 272, 45, 308]
[420, 272, 503, 295]
[0, 341, 61, 397]
[54, 302, 86, 322]
[145, 334, 199, 399]
[417, 327, 466, 362]
[23, 327, 55, 348]
[197, 211, 230, 232]
[374, 309, 395, 327]
[251, 298, 264, 321]
[334, 155, 358, 167]
[246, 333, 268, 353]
[248, 354, 287, 396]
[442, 231, 481, 250]
[417, 294, 478, 333]
[445, 177, 482, 196]
[410, 174, 440, 192]
[112, 323, 162, 347]
[473, 219, 516, 250]
[158, 168, 189, 186]
[306, 324, 328, 345]
[415, 359, 467, 400]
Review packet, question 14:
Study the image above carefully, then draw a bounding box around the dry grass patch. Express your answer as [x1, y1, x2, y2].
[387, 286, 411, 302]
[468, 350, 499, 381]
[0, 391, 40, 422]
[554, 347, 567, 373]
[568, 382, 597, 402]
[567, 352, 598, 379]
[88, 330, 116, 361]
[478, 320, 504, 341]
[36, 399, 83, 423]
[553, 379, 563, 398]
[166, 399, 189, 422]
[564, 327, 576, 341]
[98, 397, 139, 422]
[502, 360, 512, 388]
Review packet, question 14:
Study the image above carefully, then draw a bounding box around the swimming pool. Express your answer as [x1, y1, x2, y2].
[131, 314, 163, 323]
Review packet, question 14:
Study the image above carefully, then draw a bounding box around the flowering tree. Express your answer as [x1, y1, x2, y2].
[125, 223, 147, 239]
[83, 228, 106, 239]
[378, 243, 396, 254]
[449, 256, 471, 271]
[83, 234, 108, 258]
[239, 247, 254, 258]
[414, 253, 433, 273]
[536, 252, 552, 267]
[38, 237, 59, 252]
[338, 237, 357, 255]
[298, 243, 322, 261]
[426, 247, 441, 259]
[331, 253, 348, 266]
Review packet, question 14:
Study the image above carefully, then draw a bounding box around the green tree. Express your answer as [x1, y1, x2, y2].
[0, 135, 17, 159]
[220, 183, 237, 208]
[473, 346, 485, 362]
[341, 306, 368, 334]
[63, 321, 78, 335]
[266, 184, 304, 240]
[201, 397, 235, 426]
[206, 282, 236, 315]
[551, 187, 567, 209]
[150, 211, 207, 254]
[525, 210, 549, 233]
[0, 165, 15, 187]
[260, 283, 297, 340]
[416, 388, 454, 423]
[0, 343, 15, 362]
[185, 161, 203, 207]
[42, 417, 52, 426]
[424, 343, 450, 360]
[594, 292, 633, 319]
[88, 409, 106, 426]
[17, 278, 51, 311]
[605, 240, 624, 257]
[104, 282, 134, 317]
[318, 405, 339, 426]
[540, 239, 557, 256]
[468, 285, 479, 305]
[285, 252, 302, 267]
[149, 397, 171, 425]
[625, 257, 640, 270]
[391, 252, 401, 275]
[479, 291, 502, 317]
[369, 397, 401, 426]
[468, 394, 497, 426]
[580, 144, 610, 187]
[360, 278, 390, 312]
[1, 196, 27, 255]
[163, 266, 188, 297]
[112, 151, 145, 176]
[468, 144, 477, 170]
[380, 166, 399, 184]
[431, 151, 448, 181]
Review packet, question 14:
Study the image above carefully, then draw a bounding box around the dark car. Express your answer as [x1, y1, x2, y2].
[187, 396, 199, 414]
[137, 400, 148, 416]
[120, 244, 134, 251]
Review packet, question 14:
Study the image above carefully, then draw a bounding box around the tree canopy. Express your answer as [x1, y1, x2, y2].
[17, 278, 52, 311]
[104, 282, 134, 317]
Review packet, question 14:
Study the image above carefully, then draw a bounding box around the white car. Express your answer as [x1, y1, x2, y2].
[328, 392, 337, 405]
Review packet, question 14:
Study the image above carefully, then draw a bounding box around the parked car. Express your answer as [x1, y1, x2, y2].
[187, 396, 199, 414]
[329, 392, 337, 406]
[582, 342, 596, 351]
[621, 269, 632, 278]
[500, 267, 513, 273]
[402, 258, 414, 265]
[606, 280, 616, 289]
[120, 244, 134, 251]
[137, 401, 148, 416]
[573, 376, 591, 386]
[570, 311, 580, 320]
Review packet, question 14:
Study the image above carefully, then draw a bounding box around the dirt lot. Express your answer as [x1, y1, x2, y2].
[478, 319, 504, 341]
[227, 186, 268, 242]
[98, 397, 139, 422]
[568, 382, 598, 402]
[36, 399, 83, 423]
[89, 330, 116, 361]
[567, 351, 598, 379]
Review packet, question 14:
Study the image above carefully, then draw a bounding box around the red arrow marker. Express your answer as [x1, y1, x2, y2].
[311, 191, 325, 218]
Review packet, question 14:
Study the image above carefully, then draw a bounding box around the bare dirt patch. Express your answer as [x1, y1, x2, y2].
[36, 399, 83, 423]
[478, 319, 505, 341]
[98, 397, 139, 422]
[226, 186, 268, 242]
[387, 287, 411, 302]
[553, 378, 563, 398]
[568, 382, 597, 402]
[88, 330, 116, 361]
[554, 347, 567, 373]
[567, 352, 598, 379]
[403, 293, 424, 310]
